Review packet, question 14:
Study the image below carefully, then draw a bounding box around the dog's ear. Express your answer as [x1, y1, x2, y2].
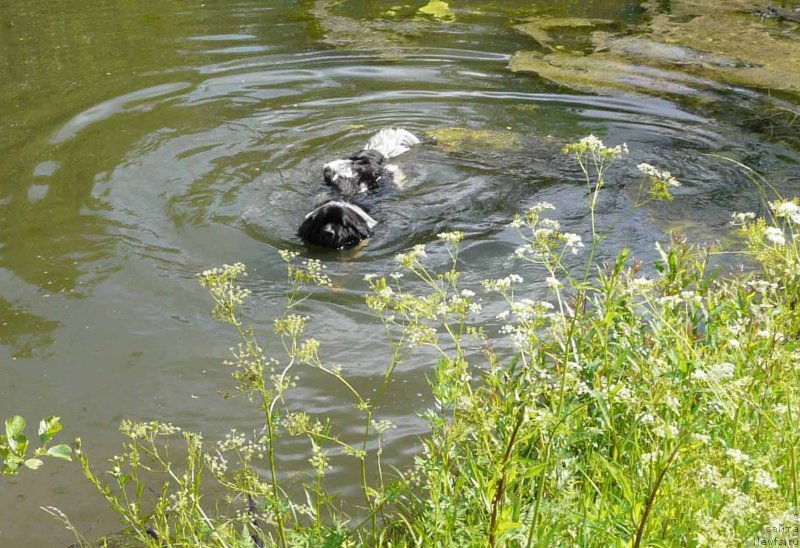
[341, 208, 374, 241]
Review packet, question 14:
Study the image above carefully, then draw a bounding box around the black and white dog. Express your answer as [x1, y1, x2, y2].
[298, 128, 420, 249]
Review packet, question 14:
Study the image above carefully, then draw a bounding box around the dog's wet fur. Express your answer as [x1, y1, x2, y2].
[298, 128, 419, 250]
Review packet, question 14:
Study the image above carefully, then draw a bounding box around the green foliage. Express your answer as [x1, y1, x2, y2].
[1, 415, 71, 475]
[44, 136, 800, 547]
[377, 137, 799, 547]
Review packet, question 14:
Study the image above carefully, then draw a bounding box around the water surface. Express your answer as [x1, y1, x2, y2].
[1, 1, 798, 544]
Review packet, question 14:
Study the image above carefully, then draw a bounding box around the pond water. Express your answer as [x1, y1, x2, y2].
[1, 0, 798, 544]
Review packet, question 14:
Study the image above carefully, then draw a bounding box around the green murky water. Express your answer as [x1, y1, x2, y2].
[1, 1, 798, 544]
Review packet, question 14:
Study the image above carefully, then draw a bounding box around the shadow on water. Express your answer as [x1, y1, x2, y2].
[0, 0, 798, 545]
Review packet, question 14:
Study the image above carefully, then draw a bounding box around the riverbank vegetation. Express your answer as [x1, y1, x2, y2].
[7, 137, 800, 546]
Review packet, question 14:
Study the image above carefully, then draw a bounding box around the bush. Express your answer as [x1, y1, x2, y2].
[46, 137, 800, 547]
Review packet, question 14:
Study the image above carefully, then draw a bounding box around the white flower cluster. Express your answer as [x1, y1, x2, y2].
[691, 362, 736, 383]
[656, 290, 703, 309]
[637, 163, 681, 187]
[396, 244, 427, 269]
[562, 232, 584, 255]
[545, 276, 562, 290]
[119, 420, 181, 440]
[770, 199, 800, 224]
[745, 279, 779, 294]
[199, 262, 247, 280]
[371, 419, 396, 434]
[530, 201, 556, 213]
[563, 135, 629, 158]
[725, 447, 751, 466]
[752, 468, 778, 490]
[204, 453, 229, 475]
[482, 274, 523, 293]
[437, 231, 464, 244]
[730, 212, 756, 226]
[765, 226, 786, 246]
[630, 276, 656, 292]
[510, 298, 554, 321]
[297, 258, 332, 287]
[279, 250, 299, 263]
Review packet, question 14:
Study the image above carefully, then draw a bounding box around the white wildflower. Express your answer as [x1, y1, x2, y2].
[631, 276, 655, 291]
[753, 469, 778, 490]
[539, 218, 560, 230]
[437, 231, 464, 244]
[530, 202, 556, 213]
[730, 212, 756, 226]
[725, 448, 751, 466]
[637, 163, 681, 187]
[579, 135, 604, 151]
[546, 276, 562, 290]
[562, 232, 584, 255]
[771, 404, 787, 415]
[279, 250, 299, 263]
[765, 227, 786, 246]
[691, 368, 709, 382]
[708, 362, 735, 382]
[666, 393, 680, 412]
[657, 294, 682, 308]
[770, 200, 800, 224]
[640, 452, 658, 466]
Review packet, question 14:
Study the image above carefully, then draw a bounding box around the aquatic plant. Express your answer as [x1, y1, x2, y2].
[43, 136, 800, 547]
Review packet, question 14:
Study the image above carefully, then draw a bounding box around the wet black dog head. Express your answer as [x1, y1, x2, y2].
[297, 200, 377, 249]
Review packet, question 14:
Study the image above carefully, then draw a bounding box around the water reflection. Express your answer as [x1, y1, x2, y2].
[0, 296, 60, 358]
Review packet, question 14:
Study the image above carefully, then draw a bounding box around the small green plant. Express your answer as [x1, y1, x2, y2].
[1, 415, 71, 475]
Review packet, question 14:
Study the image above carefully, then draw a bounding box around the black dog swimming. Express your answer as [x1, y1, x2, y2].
[298, 128, 420, 249]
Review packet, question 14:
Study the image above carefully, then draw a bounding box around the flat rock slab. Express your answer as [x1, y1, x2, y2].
[511, 0, 800, 100]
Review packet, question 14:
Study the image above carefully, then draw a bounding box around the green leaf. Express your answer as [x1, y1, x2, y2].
[24, 458, 43, 470]
[46, 444, 72, 461]
[5, 416, 26, 448]
[38, 416, 63, 443]
[3, 454, 24, 474]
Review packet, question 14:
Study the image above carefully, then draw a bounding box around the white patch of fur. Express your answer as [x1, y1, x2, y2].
[324, 159, 355, 182]
[304, 200, 378, 230]
[385, 164, 406, 188]
[364, 128, 420, 159]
